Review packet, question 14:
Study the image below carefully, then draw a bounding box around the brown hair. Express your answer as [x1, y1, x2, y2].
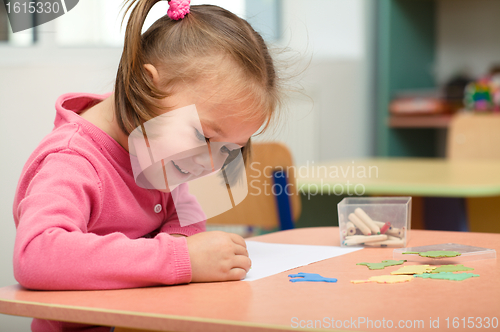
[115, 0, 282, 162]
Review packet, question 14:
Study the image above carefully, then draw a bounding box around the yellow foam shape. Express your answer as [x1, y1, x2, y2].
[391, 265, 437, 275]
[351, 275, 414, 284]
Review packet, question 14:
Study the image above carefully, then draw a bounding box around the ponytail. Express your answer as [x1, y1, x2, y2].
[115, 0, 169, 135]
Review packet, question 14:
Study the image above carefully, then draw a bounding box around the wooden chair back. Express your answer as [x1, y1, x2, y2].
[447, 113, 500, 160]
[446, 113, 500, 233]
[207, 142, 301, 229]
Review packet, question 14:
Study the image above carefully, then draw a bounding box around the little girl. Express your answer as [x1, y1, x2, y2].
[12, 0, 280, 331]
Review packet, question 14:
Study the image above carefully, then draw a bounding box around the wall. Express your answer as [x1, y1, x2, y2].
[256, 0, 372, 165]
[436, 0, 500, 83]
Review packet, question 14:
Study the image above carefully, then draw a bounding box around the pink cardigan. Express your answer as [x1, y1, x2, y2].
[12, 92, 206, 331]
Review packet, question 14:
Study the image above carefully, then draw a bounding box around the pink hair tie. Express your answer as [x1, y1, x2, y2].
[167, 0, 190, 20]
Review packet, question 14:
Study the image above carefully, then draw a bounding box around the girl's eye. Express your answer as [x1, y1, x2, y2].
[195, 128, 208, 142]
[221, 146, 241, 169]
[220, 145, 241, 155]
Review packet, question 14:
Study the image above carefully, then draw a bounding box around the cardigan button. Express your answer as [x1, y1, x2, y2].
[154, 204, 162, 213]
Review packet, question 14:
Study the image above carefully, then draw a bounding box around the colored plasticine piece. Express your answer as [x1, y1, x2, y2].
[288, 273, 338, 283]
[414, 272, 479, 281]
[402, 250, 461, 258]
[351, 275, 413, 284]
[356, 259, 407, 270]
[391, 265, 437, 275]
[430, 264, 474, 273]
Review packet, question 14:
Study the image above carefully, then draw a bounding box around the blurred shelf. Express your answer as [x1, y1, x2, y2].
[388, 114, 454, 128]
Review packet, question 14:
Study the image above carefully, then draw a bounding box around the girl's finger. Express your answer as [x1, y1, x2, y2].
[233, 243, 249, 257]
[229, 233, 247, 248]
[232, 255, 252, 272]
[226, 267, 247, 281]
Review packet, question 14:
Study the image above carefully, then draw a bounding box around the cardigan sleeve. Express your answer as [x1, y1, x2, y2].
[13, 151, 192, 290]
[160, 183, 207, 237]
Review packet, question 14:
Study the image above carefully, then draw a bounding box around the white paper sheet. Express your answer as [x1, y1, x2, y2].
[243, 241, 363, 281]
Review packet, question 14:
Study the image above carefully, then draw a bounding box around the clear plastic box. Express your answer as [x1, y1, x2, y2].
[337, 197, 411, 248]
[393, 243, 497, 264]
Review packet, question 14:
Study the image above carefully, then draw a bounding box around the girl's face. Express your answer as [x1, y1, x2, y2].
[128, 85, 264, 192]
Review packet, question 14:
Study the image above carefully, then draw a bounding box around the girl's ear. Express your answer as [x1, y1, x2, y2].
[143, 64, 161, 87]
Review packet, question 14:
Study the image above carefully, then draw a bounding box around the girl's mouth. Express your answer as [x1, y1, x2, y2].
[172, 160, 189, 175]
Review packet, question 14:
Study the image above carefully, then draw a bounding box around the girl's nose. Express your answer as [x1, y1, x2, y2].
[192, 151, 214, 175]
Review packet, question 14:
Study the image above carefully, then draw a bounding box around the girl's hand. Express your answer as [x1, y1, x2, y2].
[186, 231, 251, 282]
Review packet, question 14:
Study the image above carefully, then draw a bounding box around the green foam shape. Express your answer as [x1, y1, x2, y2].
[431, 264, 474, 273]
[402, 250, 461, 258]
[414, 272, 479, 281]
[356, 259, 407, 270]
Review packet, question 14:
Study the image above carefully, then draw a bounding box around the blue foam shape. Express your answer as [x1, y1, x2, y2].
[288, 272, 338, 283]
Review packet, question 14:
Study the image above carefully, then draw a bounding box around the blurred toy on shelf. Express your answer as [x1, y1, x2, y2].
[389, 89, 450, 115]
[464, 65, 500, 113]
[443, 74, 472, 112]
[389, 74, 472, 116]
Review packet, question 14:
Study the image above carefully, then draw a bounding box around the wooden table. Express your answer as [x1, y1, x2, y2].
[295, 158, 500, 197]
[1, 227, 499, 332]
[296, 158, 500, 232]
